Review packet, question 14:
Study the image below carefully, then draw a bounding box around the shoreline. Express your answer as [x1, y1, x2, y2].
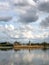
[0, 45, 49, 50]
[14, 45, 49, 50]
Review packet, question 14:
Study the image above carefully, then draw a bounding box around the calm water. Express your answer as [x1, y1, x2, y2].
[0, 49, 49, 65]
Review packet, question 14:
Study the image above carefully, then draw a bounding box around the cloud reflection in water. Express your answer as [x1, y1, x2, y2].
[0, 50, 49, 65]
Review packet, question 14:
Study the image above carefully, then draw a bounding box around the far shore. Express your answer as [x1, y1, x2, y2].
[0, 45, 49, 50]
[0, 41, 49, 50]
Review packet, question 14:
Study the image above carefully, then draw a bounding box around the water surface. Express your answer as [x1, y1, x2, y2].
[0, 49, 49, 65]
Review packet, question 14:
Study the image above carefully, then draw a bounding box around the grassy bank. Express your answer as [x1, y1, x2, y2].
[14, 45, 49, 50]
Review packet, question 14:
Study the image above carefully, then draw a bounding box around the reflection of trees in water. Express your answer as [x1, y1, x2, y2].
[14, 49, 20, 52]
[0, 49, 49, 52]
[0, 47, 49, 52]
[0, 48, 12, 51]
[42, 48, 49, 52]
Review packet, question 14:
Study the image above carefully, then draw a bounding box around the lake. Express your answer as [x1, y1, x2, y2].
[0, 49, 49, 65]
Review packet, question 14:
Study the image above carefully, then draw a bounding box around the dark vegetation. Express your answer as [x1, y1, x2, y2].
[0, 41, 49, 46]
[0, 42, 13, 47]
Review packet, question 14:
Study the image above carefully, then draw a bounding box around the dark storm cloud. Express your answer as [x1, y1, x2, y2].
[12, 0, 34, 6]
[40, 16, 49, 28]
[38, 0, 49, 12]
[18, 8, 38, 23]
[14, 3, 27, 7]
[13, 0, 29, 7]
[0, 16, 12, 22]
[33, 0, 39, 2]
[11, 0, 38, 23]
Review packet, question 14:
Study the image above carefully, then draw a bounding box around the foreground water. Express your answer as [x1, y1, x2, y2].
[0, 49, 49, 65]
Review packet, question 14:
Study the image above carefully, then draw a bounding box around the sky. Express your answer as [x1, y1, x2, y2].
[0, 0, 49, 43]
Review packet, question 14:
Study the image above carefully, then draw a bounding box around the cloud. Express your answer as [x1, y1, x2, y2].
[22, 31, 34, 39]
[12, 0, 36, 6]
[0, 23, 49, 43]
[13, 50, 49, 65]
[8, 24, 49, 40]
[12, 0, 38, 23]
[5, 24, 20, 39]
[0, 16, 12, 21]
[40, 16, 49, 28]
[18, 8, 38, 23]
[0, 2, 10, 10]
[33, 0, 39, 2]
[38, 0, 49, 12]
[5, 24, 14, 31]
[0, 0, 49, 43]
[0, 25, 4, 31]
